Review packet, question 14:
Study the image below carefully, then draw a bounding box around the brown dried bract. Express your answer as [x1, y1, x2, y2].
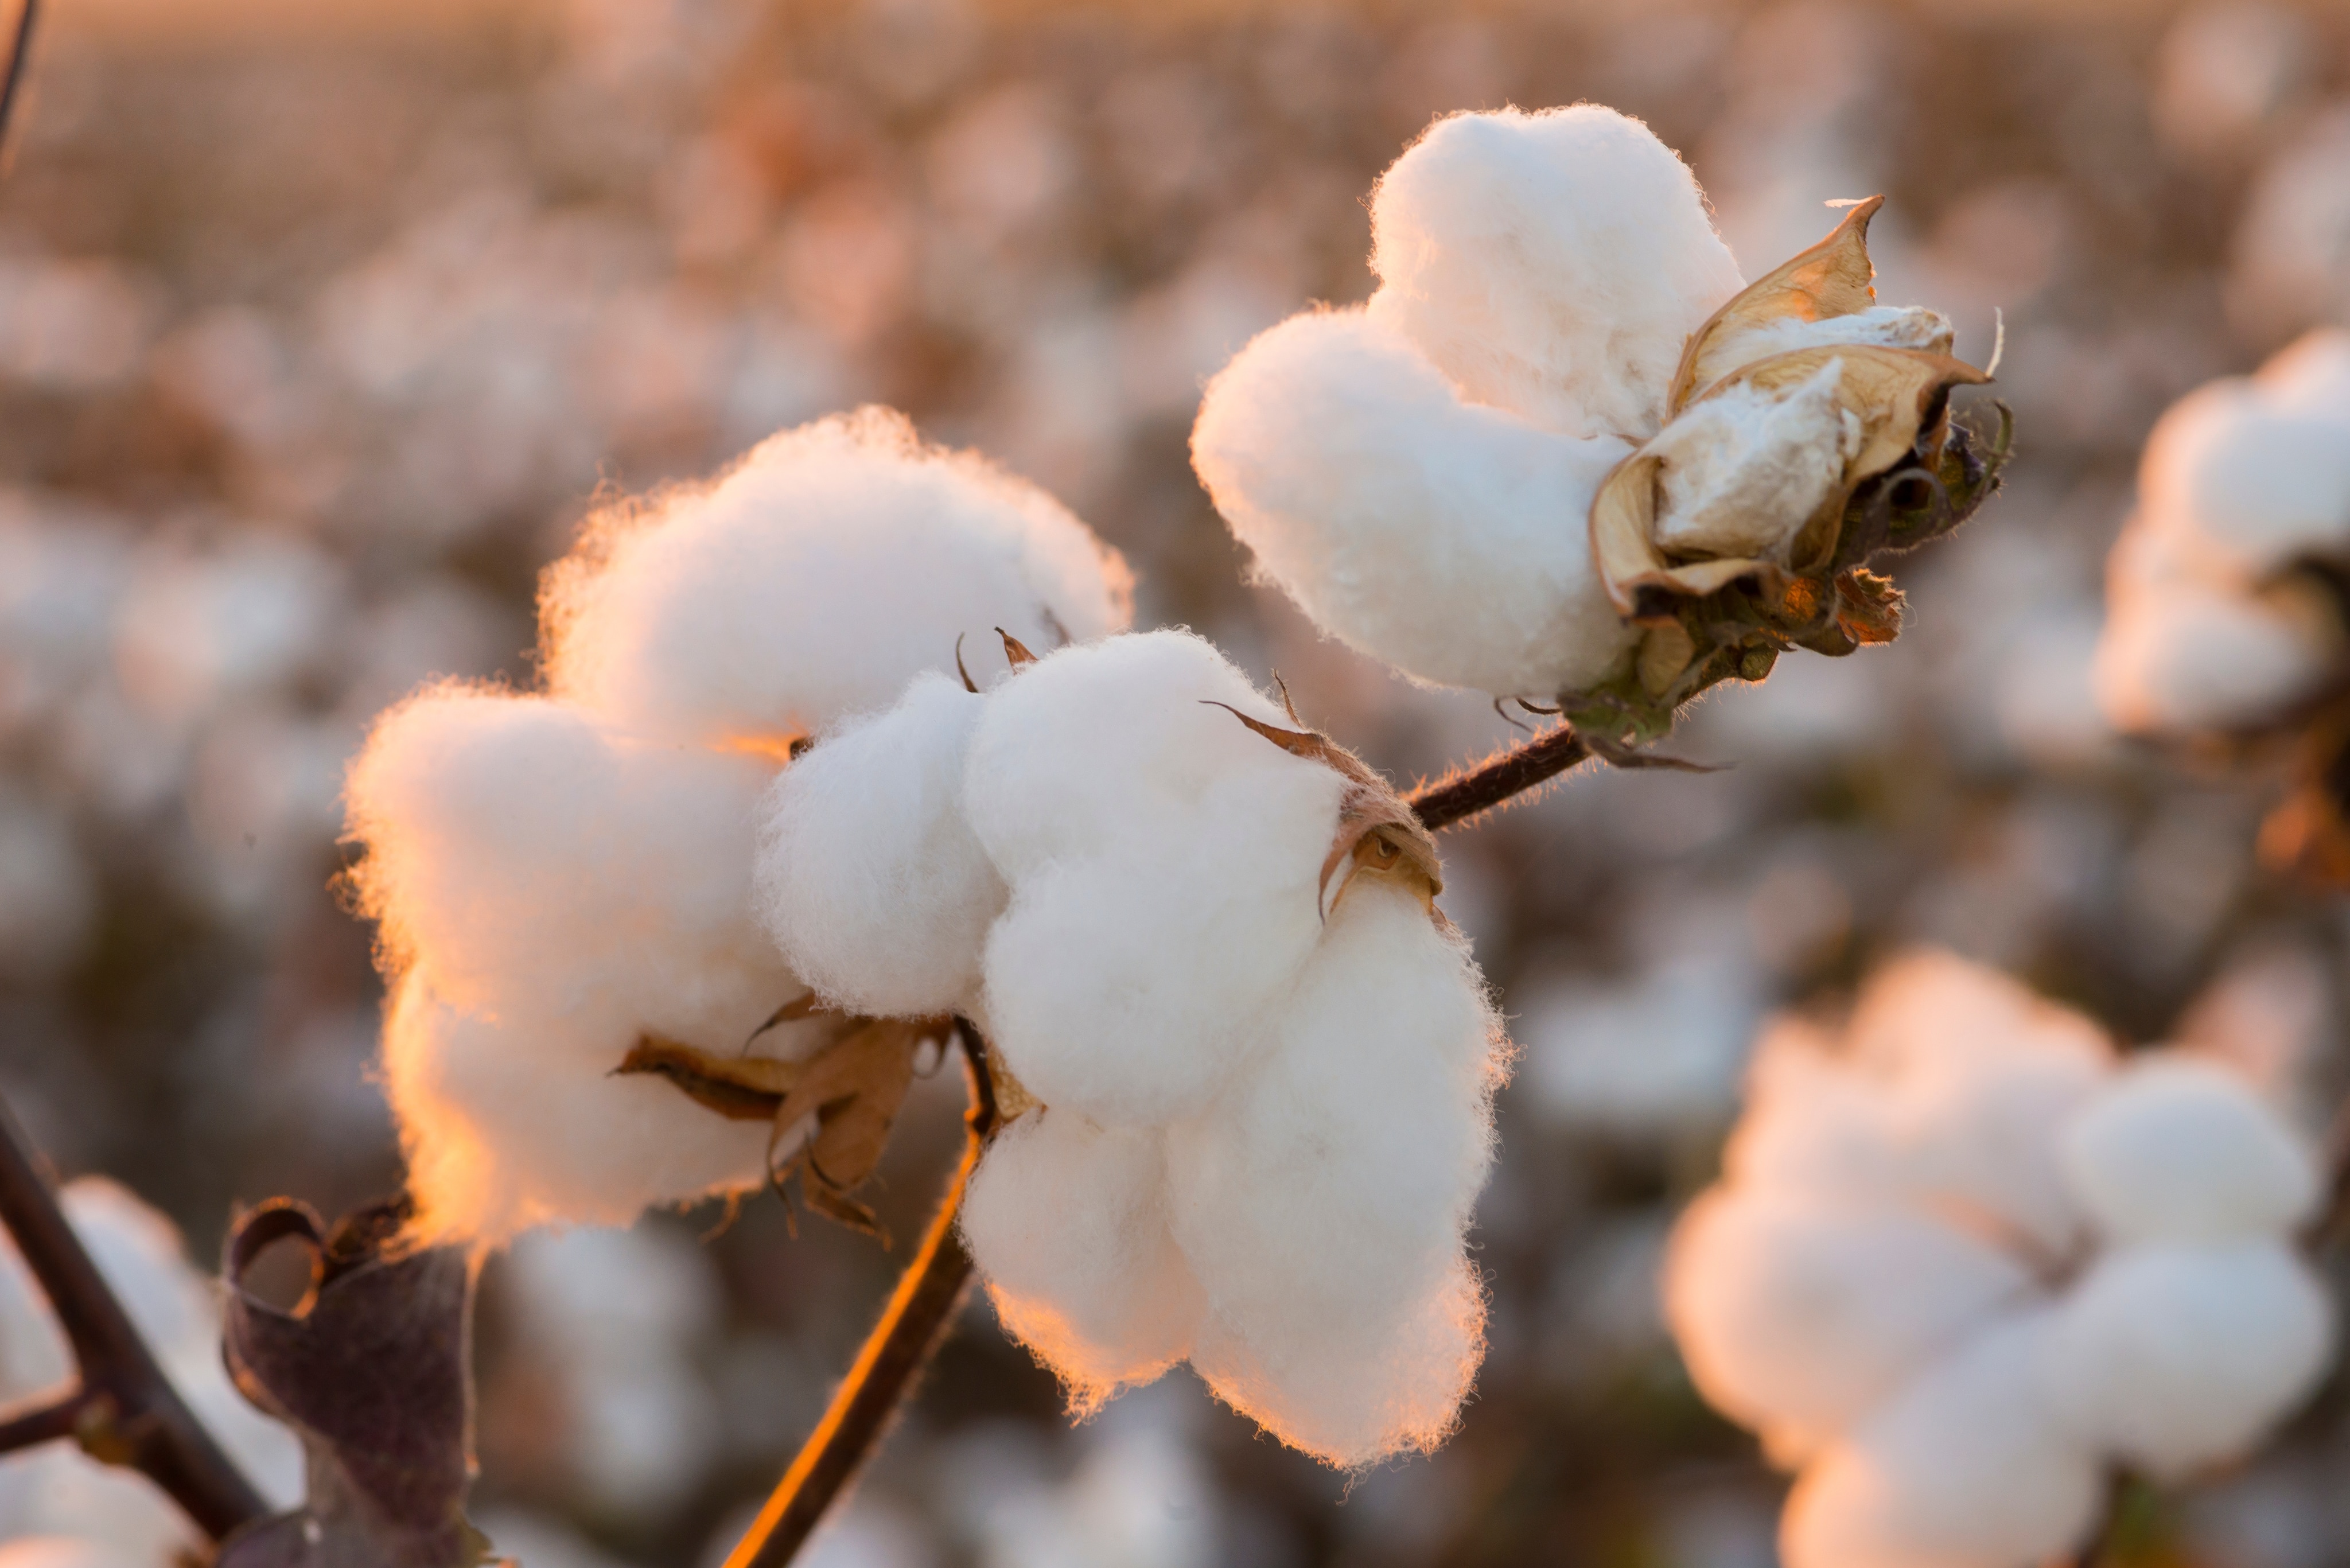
[1668, 195, 1886, 413]
[1205, 701, 1445, 921]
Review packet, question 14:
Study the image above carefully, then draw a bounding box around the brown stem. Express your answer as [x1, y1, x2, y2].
[0, 0, 34, 165]
[0, 1093, 271, 1540]
[723, 1020, 1006, 1568]
[1409, 721, 1592, 831]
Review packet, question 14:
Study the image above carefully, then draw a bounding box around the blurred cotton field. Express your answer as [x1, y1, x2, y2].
[4, 0, 2350, 1565]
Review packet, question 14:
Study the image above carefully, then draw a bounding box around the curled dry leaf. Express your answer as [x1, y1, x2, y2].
[217, 1197, 491, 1568]
[1203, 702, 1445, 921]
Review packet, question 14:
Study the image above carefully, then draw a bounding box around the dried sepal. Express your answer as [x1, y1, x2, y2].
[1205, 702, 1445, 919]
[1667, 195, 1886, 413]
[997, 627, 1038, 667]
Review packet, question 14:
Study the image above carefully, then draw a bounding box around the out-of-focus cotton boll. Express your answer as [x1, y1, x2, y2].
[1364, 105, 1742, 442]
[974, 1415, 1221, 1568]
[113, 533, 345, 726]
[349, 687, 803, 1241]
[771, 629, 1507, 1466]
[540, 407, 1133, 746]
[2140, 381, 2350, 580]
[2059, 1054, 2318, 1246]
[1670, 949, 2336, 1568]
[0, 1541, 147, 1568]
[2047, 1241, 2333, 1480]
[1191, 310, 1638, 697]
[0, 1180, 304, 1565]
[960, 1111, 1201, 1402]
[1781, 1312, 2101, 1568]
[1648, 363, 1860, 560]
[756, 674, 1001, 1018]
[503, 1223, 725, 1518]
[1663, 1190, 2036, 1463]
[2095, 575, 2343, 735]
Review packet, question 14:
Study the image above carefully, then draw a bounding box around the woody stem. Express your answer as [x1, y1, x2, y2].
[1409, 721, 1593, 830]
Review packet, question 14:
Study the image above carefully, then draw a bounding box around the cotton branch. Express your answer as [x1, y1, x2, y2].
[0, 1092, 270, 1541]
[1409, 722, 1593, 831]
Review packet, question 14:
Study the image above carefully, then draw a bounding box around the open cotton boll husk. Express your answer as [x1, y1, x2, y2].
[1779, 1312, 2101, 1568]
[539, 407, 1133, 746]
[959, 1110, 1203, 1405]
[2045, 1240, 2333, 1478]
[347, 687, 820, 1242]
[1662, 1190, 2038, 1464]
[1364, 105, 1742, 442]
[2059, 1054, 2319, 1246]
[1163, 880, 1503, 1468]
[1691, 305, 1955, 386]
[754, 672, 1001, 1019]
[1647, 361, 1861, 561]
[1189, 309, 1638, 697]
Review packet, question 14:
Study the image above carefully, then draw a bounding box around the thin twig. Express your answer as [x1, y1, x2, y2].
[0, 1093, 270, 1540]
[1409, 721, 1592, 831]
[723, 1020, 1006, 1568]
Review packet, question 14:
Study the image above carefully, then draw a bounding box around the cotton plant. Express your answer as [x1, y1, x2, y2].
[0, 1180, 303, 1563]
[2093, 329, 2350, 879]
[1191, 104, 2005, 754]
[341, 407, 1133, 1243]
[746, 628, 1507, 1468]
[1663, 951, 2336, 1568]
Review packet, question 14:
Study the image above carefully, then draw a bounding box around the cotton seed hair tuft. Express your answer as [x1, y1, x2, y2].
[1663, 951, 2335, 1568]
[343, 408, 1131, 1243]
[1192, 104, 1997, 737]
[754, 629, 1509, 1468]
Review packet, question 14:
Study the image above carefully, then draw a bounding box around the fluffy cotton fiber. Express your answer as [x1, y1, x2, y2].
[345, 408, 1131, 1243]
[1664, 950, 2335, 1568]
[2097, 329, 2350, 735]
[1193, 106, 1736, 698]
[754, 629, 1509, 1467]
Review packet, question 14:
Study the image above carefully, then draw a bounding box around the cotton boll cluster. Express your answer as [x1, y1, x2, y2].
[2096, 330, 2350, 736]
[757, 629, 1508, 1466]
[0, 1180, 302, 1562]
[1664, 951, 2336, 1568]
[1194, 105, 1986, 708]
[346, 408, 1131, 1244]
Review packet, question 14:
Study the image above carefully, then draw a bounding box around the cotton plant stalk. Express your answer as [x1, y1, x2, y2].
[1192, 105, 2006, 756]
[1663, 951, 2335, 1568]
[2094, 328, 2350, 882]
[750, 630, 1507, 1469]
[341, 408, 1132, 1244]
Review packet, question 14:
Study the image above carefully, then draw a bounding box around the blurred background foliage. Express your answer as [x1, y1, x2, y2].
[2, 0, 2350, 1563]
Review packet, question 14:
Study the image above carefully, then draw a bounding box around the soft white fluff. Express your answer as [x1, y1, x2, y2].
[1191, 310, 1639, 697]
[2098, 329, 2350, 736]
[1193, 104, 1736, 698]
[1364, 105, 1744, 441]
[756, 629, 1509, 1467]
[542, 406, 1133, 745]
[347, 409, 1132, 1242]
[754, 672, 1001, 1018]
[1665, 951, 2336, 1568]
[1649, 363, 1861, 560]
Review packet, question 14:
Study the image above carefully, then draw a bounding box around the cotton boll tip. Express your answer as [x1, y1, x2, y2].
[2059, 1053, 2321, 1247]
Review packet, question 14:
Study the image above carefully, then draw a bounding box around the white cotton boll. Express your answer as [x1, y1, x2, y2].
[1722, 1018, 1907, 1198]
[1780, 1312, 2102, 1568]
[756, 673, 1002, 1018]
[961, 1111, 1203, 1403]
[2046, 1240, 2333, 1480]
[541, 407, 1132, 746]
[1662, 1189, 2040, 1462]
[1190, 309, 1639, 697]
[1364, 106, 1743, 442]
[2094, 574, 2341, 735]
[2255, 326, 2350, 414]
[0, 1541, 149, 1568]
[1695, 306, 1955, 388]
[1164, 882, 1503, 1467]
[2059, 1053, 2318, 1247]
[2142, 383, 2350, 578]
[1649, 362, 1861, 560]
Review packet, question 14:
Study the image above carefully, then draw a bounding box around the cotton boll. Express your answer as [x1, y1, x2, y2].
[540, 407, 1132, 747]
[1722, 1018, 1907, 1198]
[1365, 106, 1743, 442]
[2094, 575, 2342, 735]
[1780, 1312, 2101, 1568]
[1696, 306, 1955, 387]
[2059, 1054, 2318, 1247]
[757, 673, 1002, 1018]
[1190, 309, 1640, 697]
[1164, 882, 1503, 1466]
[2255, 327, 2350, 414]
[2046, 1240, 2333, 1479]
[962, 1110, 1203, 1403]
[2142, 382, 2350, 578]
[0, 1541, 149, 1568]
[1663, 1189, 2040, 1462]
[1649, 362, 1861, 560]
